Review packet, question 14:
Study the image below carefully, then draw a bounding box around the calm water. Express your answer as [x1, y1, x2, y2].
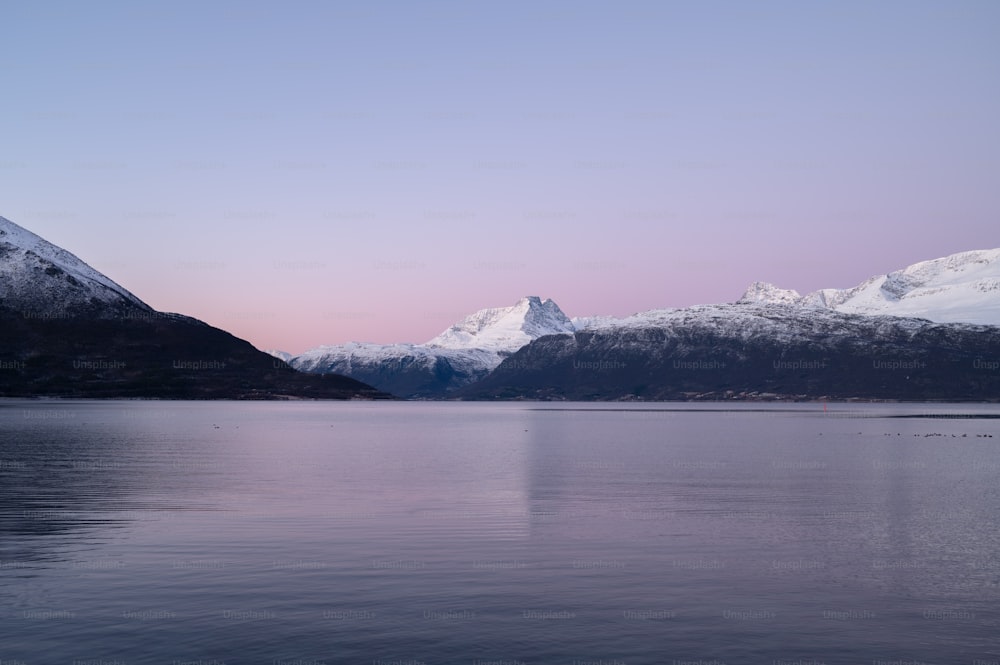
[1, 401, 999, 664]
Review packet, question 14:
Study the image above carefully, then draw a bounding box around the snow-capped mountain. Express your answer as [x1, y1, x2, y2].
[735, 249, 1000, 326]
[0, 215, 151, 318]
[463, 249, 1000, 400]
[465, 302, 1000, 401]
[289, 296, 575, 397]
[427, 296, 575, 352]
[293, 249, 1000, 399]
[1, 214, 386, 399]
[737, 281, 805, 306]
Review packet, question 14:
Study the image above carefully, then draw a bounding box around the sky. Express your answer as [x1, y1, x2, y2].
[2, 0, 998, 353]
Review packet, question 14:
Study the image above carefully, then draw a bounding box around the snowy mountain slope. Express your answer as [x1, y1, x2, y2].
[293, 342, 449, 374]
[737, 281, 803, 306]
[0, 215, 151, 317]
[480, 250, 1000, 400]
[805, 249, 1000, 324]
[290, 297, 576, 397]
[734, 249, 1000, 326]
[290, 342, 501, 398]
[427, 296, 575, 352]
[465, 302, 1000, 401]
[559, 302, 958, 342]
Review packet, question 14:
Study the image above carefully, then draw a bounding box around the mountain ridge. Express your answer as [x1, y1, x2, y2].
[7, 211, 997, 401]
[0, 215, 389, 400]
[287, 247, 1000, 398]
[734, 248, 1000, 326]
[287, 296, 575, 398]
[462, 302, 1000, 401]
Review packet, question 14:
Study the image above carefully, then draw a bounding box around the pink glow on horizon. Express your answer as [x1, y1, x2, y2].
[3, 3, 997, 353]
[94, 231, 992, 355]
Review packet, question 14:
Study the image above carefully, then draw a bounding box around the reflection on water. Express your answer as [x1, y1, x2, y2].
[1, 400, 999, 663]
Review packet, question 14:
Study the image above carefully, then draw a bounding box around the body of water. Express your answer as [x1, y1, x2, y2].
[1, 401, 998, 664]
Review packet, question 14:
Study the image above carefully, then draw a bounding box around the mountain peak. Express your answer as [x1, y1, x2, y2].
[736, 281, 802, 305]
[425, 296, 575, 352]
[0, 215, 151, 318]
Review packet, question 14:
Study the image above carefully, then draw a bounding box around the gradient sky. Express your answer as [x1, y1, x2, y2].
[3, 0, 998, 353]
